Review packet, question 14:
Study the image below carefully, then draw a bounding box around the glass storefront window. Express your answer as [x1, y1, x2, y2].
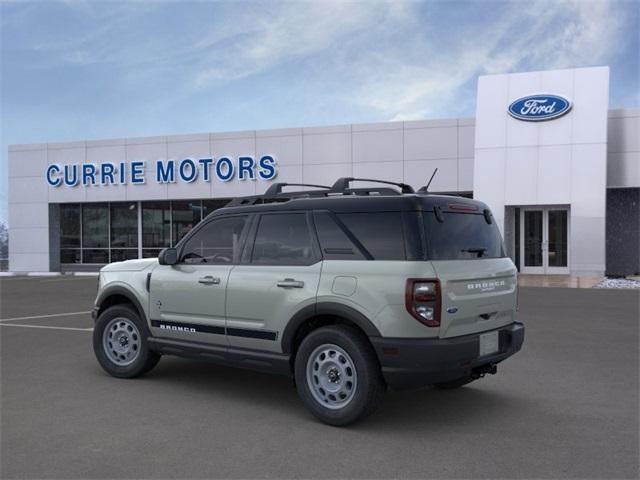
[142, 249, 162, 258]
[202, 199, 230, 219]
[83, 249, 110, 264]
[172, 200, 202, 244]
[111, 203, 138, 248]
[142, 201, 170, 252]
[111, 249, 139, 262]
[60, 249, 81, 264]
[82, 204, 109, 248]
[59, 198, 233, 265]
[60, 204, 81, 248]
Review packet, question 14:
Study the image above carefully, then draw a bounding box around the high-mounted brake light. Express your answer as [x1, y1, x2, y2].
[405, 279, 441, 327]
[448, 203, 478, 212]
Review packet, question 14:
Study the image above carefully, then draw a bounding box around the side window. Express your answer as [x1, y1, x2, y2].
[180, 216, 247, 264]
[251, 213, 316, 265]
[337, 212, 406, 260]
[313, 212, 366, 260]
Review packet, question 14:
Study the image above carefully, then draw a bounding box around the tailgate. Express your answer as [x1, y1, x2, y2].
[431, 258, 517, 338]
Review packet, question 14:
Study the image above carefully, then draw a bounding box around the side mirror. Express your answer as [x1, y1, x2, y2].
[158, 247, 178, 266]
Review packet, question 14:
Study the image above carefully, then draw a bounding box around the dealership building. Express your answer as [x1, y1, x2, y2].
[7, 66, 640, 276]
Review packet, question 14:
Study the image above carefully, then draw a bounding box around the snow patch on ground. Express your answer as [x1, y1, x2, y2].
[594, 278, 640, 289]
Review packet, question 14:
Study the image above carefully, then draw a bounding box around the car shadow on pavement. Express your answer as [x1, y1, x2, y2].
[365, 386, 526, 431]
[120, 356, 528, 429]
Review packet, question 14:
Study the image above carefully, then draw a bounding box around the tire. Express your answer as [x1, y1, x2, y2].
[434, 376, 475, 390]
[294, 325, 385, 426]
[93, 304, 160, 378]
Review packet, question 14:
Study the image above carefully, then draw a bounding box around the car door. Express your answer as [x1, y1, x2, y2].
[226, 212, 322, 353]
[148, 214, 250, 345]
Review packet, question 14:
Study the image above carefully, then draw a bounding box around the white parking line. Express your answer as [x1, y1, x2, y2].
[0, 311, 91, 323]
[0, 323, 93, 332]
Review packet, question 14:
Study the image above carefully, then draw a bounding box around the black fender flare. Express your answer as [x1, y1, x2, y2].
[95, 285, 147, 324]
[280, 302, 381, 354]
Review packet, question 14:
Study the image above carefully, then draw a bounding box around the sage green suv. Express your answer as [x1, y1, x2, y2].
[92, 178, 525, 425]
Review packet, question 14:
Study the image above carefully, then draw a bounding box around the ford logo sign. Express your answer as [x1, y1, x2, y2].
[508, 94, 572, 121]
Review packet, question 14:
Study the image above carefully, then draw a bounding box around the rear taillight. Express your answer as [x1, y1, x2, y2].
[405, 279, 441, 327]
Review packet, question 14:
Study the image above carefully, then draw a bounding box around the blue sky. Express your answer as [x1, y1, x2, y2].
[1, 0, 638, 224]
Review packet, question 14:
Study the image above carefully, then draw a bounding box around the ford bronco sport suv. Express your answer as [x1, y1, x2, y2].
[92, 177, 524, 426]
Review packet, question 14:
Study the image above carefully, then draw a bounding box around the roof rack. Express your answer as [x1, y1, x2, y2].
[264, 182, 330, 196]
[225, 177, 414, 207]
[225, 182, 332, 207]
[331, 177, 415, 194]
[340, 187, 403, 196]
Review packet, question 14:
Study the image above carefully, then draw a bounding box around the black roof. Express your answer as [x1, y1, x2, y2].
[213, 194, 485, 216]
[206, 177, 488, 218]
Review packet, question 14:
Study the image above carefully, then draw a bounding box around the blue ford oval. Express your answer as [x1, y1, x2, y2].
[508, 94, 572, 121]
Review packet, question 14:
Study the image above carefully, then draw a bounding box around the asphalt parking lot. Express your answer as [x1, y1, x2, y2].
[1, 276, 638, 479]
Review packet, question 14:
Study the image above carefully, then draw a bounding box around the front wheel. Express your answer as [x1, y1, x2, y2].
[93, 304, 160, 378]
[294, 325, 385, 426]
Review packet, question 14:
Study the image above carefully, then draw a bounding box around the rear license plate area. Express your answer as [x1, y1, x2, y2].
[479, 331, 499, 357]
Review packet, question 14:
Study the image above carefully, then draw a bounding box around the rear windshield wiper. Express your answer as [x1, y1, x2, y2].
[461, 247, 487, 258]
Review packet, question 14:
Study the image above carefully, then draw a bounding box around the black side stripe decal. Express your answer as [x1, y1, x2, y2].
[226, 327, 277, 341]
[150, 320, 277, 341]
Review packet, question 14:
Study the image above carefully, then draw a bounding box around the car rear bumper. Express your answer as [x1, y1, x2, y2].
[370, 322, 525, 390]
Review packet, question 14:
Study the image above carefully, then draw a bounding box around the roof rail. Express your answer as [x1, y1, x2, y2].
[264, 182, 330, 196]
[225, 183, 333, 207]
[342, 187, 403, 196]
[224, 177, 415, 208]
[331, 177, 415, 194]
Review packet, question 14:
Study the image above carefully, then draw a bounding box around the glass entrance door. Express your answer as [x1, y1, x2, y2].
[519, 208, 569, 274]
[547, 210, 569, 273]
[522, 210, 544, 274]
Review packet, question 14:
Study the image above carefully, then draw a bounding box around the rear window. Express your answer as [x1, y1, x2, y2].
[337, 212, 405, 260]
[313, 212, 366, 260]
[423, 211, 505, 260]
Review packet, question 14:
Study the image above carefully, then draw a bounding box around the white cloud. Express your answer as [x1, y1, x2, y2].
[15, 0, 630, 121]
[349, 0, 626, 120]
[190, 1, 413, 89]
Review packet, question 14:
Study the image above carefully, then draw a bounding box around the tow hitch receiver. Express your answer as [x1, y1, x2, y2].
[471, 363, 497, 379]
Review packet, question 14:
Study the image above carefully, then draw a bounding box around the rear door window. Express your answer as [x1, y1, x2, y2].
[251, 213, 317, 265]
[423, 211, 505, 260]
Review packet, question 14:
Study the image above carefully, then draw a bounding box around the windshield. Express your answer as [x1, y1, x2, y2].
[423, 211, 505, 260]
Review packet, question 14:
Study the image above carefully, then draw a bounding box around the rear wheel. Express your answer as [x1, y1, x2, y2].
[93, 304, 160, 378]
[294, 325, 385, 426]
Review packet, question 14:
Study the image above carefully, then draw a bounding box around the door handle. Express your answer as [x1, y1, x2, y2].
[198, 276, 221, 285]
[277, 278, 305, 288]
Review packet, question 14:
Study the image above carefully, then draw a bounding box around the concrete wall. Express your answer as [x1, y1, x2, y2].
[474, 66, 610, 276]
